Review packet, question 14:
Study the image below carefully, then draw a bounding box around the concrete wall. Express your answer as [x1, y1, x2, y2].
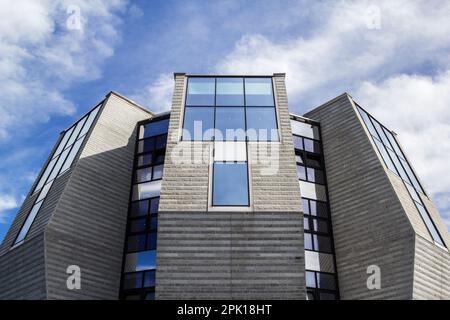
[157, 74, 305, 299]
[304, 94, 416, 299]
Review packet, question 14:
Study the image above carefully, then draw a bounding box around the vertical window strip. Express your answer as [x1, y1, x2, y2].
[13, 103, 103, 247]
[356, 106, 446, 248]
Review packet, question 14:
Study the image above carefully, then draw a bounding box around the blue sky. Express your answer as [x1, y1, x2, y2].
[1, 0, 450, 242]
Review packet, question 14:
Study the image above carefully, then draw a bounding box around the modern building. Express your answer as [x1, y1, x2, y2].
[0, 73, 449, 300]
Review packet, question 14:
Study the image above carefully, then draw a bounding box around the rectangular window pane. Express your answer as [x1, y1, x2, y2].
[65, 116, 87, 148]
[314, 235, 332, 253]
[304, 233, 313, 250]
[130, 218, 147, 233]
[34, 156, 59, 191]
[130, 200, 149, 218]
[140, 119, 169, 139]
[123, 272, 143, 290]
[47, 147, 71, 181]
[306, 271, 316, 288]
[297, 165, 306, 180]
[316, 273, 336, 290]
[144, 270, 156, 288]
[15, 201, 43, 244]
[155, 134, 167, 150]
[52, 126, 74, 159]
[313, 219, 328, 233]
[146, 232, 157, 250]
[293, 136, 303, 150]
[304, 218, 310, 231]
[137, 154, 152, 167]
[309, 200, 328, 218]
[215, 107, 246, 141]
[302, 199, 310, 214]
[186, 78, 215, 106]
[136, 167, 152, 183]
[150, 198, 160, 215]
[307, 167, 325, 184]
[415, 203, 444, 246]
[132, 181, 162, 201]
[216, 78, 244, 106]
[182, 107, 214, 141]
[152, 165, 164, 180]
[79, 105, 101, 137]
[357, 107, 380, 139]
[212, 162, 249, 206]
[246, 107, 278, 141]
[290, 120, 320, 140]
[127, 234, 147, 252]
[138, 138, 154, 154]
[124, 250, 157, 272]
[383, 127, 405, 159]
[245, 78, 274, 106]
[373, 138, 398, 174]
[150, 216, 158, 230]
[303, 138, 321, 154]
[59, 136, 86, 174]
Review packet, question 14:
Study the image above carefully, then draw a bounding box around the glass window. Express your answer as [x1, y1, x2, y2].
[138, 138, 154, 154]
[415, 203, 444, 246]
[141, 119, 169, 139]
[127, 234, 147, 252]
[136, 167, 152, 183]
[290, 120, 320, 140]
[305, 154, 322, 168]
[314, 235, 332, 253]
[373, 138, 398, 174]
[306, 271, 316, 288]
[215, 107, 246, 141]
[302, 199, 310, 214]
[246, 107, 278, 141]
[150, 198, 159, 215]
[130, 218, 147, 233]
[245, 78, 274, 106]
[303, 138, 321, 154]
[357, 107, 380, 139]
[132, 180, 162, 201]
[147, 232, 157, 250]
[143, 270, 156, 288]
[309, 200, 328, 218]
[155, 134, 167, 150]
[216, 78, 244, 106]
[130, 200, 149, 218]
[150, 216, 158, 230]
[123, 272, 143, 290]
[79, 105, 101, 137]
[152, 165, 164, 180]
[59, 137, 86, 174]
[14, 201, 44, 244]
[316, 273, 336, 290]
[293, 136, 303, 150]
[65, 116, 87, 148]
[36, 181, 53, 203]
[186, 77, 215, 106]
[313, 219, 328, 233]
[304, 233, 313, 250]
[183, 107, 214, 141]
[297, 165, 306, 180]
[34, 156, 58, 191]
[212, 162, 249, 206]
[125, 250, 157, 272]
[307, 167, 325, 184]
[137, 154, 152, 167]
[304, 217, 310, 230]
[52, 126, 74, 159]
[47, 147, 71, 181]
[383, 127, 405, 159]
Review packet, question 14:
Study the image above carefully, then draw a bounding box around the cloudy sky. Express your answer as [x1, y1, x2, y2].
[0, 0, 449, 241]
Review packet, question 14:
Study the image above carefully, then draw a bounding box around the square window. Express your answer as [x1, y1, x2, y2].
[212, 162, 249, 206]
[245, 78, 274, 106]
[216, 78, 244, 106]
[215, 107, 246, 141]
[293, 136, 303, 150]
[136, 167, 152, 183]
[137, 154, 152, 167]
[130, 218, 147, 233]
[186, 78, 215, 106]
[313, 235, 332, 253]
[303, 138, 321, 154]
[123, 272, 143, 290]
[316, 273, 336, 290]
[183, 107, 214, 141]
[127, 234, 147, 252]
[138, 138, 154, 154]
[246, 107, 278, 141]
[130, 200, 149, 218]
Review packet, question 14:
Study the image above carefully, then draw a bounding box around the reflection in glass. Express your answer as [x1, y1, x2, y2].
[213, 162, 249, 206]
[246, 107, 278, 141]
[186, 78, 215, 106]
[215, 107, 246, 141]
[245, 78, 274, 106]
[216, 78, 244, 106]
[183, 107, 215, 141]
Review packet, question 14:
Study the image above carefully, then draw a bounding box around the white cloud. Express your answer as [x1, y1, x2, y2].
[131, 73, 174, 113]
[0, 194, 18, 224]
[0, 0, 127, 139]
